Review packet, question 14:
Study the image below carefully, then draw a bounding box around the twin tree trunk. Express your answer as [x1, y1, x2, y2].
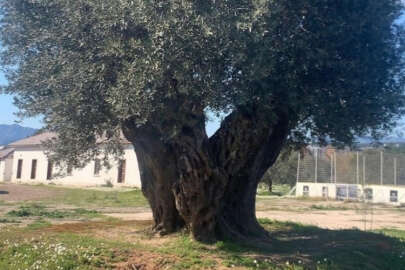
[123, 107, 289, 242]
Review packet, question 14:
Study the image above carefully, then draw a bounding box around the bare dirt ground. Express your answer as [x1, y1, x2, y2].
[0, 183, 63, 201]
[106, 197, 405, 231]
[1, 183, 404, 231]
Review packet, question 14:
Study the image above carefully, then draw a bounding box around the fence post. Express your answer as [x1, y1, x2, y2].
[296, 152, 300, 184]
[356, 152, 359, 185]
[394, 157, 397, 186]
[380, 151, 383, 185]
[315, 148, 318, 183]
[363, 155, 366, 185]
[330, 152, 333, 183]
[334, 151, 337, 183]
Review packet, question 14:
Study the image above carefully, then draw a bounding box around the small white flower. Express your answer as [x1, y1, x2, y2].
[298, 260, 302, 264]
[286, 261, 289, 265]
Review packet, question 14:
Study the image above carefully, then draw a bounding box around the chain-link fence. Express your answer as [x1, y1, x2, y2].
[297, 148, 405, 186]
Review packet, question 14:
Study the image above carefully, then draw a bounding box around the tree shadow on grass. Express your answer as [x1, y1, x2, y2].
[218, 219, 405, 270]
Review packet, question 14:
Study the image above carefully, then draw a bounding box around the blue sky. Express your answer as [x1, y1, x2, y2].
[0, 73, 43, 128]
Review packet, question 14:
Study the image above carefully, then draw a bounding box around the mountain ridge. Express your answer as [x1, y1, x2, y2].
[0, 124, 38, 146]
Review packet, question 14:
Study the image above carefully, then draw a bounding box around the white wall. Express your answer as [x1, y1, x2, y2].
[296, 182, 405, 205]
[296, 182, 337, 199]
[0, 160, 3, 182]
[9, 145, 141, 188]
[3, 155, 13, 182]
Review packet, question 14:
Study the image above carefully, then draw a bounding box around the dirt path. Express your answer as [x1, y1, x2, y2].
[256, 210, 405, 230]
[105, 209, 405, 231]
[0, 183, 62, 202]
[1, 183, 404, 231]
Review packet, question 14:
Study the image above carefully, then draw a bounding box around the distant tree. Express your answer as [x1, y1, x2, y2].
[1, 0, 405, 242]
[261, 149, 298, 191]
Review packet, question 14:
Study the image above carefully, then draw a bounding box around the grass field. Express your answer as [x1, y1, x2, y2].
[0, 184, 404, 269]
[41, 185, 149, 208]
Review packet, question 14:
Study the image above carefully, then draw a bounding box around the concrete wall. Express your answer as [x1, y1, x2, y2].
[0, 160, 4, 182]
[3, 155, 13, 182]
[296, 182, 338, 199]
[296, 182, 405, 205]
[8, 145, 141, 188]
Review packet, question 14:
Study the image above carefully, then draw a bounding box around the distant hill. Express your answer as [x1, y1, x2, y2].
[356, 136, 405, 145]
[0, 124, 38, 146]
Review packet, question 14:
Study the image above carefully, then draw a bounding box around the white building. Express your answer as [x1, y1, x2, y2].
[0, 132, 141, 188]
[296, 182, 405, 205]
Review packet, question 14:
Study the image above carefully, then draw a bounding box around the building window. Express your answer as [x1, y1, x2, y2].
[364, 188, 373, 200]
[117, 159, 126, 183]
[390, 190, 398, 203]
[67, 164, 73, 176]
[94, 159, 101, 176]
[322, 186, 328, 198]
[30, 159, 37, 179]
[303, 185, 309, 196]
[46, 161, 53, 180]
[16, 159, 23, 179]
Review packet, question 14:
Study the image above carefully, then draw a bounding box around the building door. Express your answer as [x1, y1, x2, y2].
[46, 161, 53, 180]
[16, 159, 23, 179]
[117, 160, 126, 183]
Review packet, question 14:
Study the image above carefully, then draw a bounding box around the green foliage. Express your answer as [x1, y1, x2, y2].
[262, 150, 298, 188]
[0, 0, 404, 164]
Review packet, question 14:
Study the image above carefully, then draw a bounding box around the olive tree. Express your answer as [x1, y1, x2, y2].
[1, 0, 405, 242]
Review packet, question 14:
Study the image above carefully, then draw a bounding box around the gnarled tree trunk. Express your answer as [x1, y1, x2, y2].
[211, 109, 290, 241]
[123, 105, 290, 243]
[122, 123, 184, 234]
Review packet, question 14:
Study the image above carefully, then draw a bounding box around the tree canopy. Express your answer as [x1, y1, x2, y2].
[1, 0, 405, 241]
[1, 0, 404, 162]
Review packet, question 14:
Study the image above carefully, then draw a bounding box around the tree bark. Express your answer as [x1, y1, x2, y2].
[122, 123, 184, 234]
[210, 108, 290, 241]
[123, 105, 290, 242]
[170, 118, 227, 242]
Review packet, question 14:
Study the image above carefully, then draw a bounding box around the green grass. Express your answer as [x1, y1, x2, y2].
[159, 234, 217, 269]
[259, 219, 405, 270]
[379, 228, 405, 240]
[25, 219, 52, 230]
[0, 219, 404, 269]
[7, 204, 102, 219]
[42, 186, 148, 208]
[1, 183, 404, 270]
[0, 231, 135, 270]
